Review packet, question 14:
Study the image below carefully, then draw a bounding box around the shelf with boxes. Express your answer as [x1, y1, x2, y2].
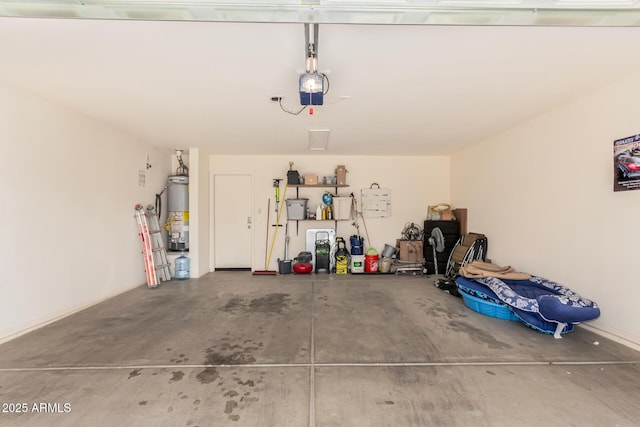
[288, 183, 349, 193]
[283, 164, 350, 235]
[288, 164, 347, 188]
[285, 184, 351, 235]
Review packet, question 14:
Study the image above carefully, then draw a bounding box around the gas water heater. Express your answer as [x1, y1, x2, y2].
[167, 174, 189, 251]
[164, 149, 189, 251]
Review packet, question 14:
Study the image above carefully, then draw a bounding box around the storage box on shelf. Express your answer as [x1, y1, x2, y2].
[285, 183, 350, 235]
[304, 175, 318, 185]
[285, 199, 308, 220]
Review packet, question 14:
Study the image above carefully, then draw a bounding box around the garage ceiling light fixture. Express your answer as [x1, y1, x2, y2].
[273, 23, 329, 116]
[299, 23, 324, 108]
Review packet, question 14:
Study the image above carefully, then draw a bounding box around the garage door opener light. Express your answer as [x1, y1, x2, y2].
[300, 23, 324, 111]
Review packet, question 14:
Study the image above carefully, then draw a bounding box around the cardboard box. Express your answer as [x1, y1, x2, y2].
[336, 165, 347, 185]
[304, 174, 318, 185]
[396, 240, 424, 262]
[452, 208, 468, 235]
[440, 210, 453, 220]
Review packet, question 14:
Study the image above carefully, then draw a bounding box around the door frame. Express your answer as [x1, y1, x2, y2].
[210, 172, 254, 272]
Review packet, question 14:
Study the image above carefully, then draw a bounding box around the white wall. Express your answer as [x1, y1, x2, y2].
[210, 155, 450, 272]
[0, 83, 171, 342]
[188, 147, 211, 278]
[450, 71, 640, 348]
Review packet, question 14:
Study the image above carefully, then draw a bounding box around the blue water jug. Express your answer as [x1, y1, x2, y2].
[175, 253, 190, 280]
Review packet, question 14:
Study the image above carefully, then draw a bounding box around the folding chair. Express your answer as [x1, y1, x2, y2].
[444, 232, 488, 279]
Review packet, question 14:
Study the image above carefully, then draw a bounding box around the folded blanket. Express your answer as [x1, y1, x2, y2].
[459, 260, 531, 280]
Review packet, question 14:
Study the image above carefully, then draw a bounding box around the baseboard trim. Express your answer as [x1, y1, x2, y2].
[580, 324, 640, 353]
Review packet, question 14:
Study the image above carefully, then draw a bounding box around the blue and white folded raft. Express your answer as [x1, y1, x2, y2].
[455, 261, 600, 339]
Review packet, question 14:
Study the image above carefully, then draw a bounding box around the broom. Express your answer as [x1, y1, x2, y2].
[253, 198, 277, 275]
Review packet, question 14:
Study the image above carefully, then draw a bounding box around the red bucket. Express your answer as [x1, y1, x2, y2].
[365, 254, 379, 273]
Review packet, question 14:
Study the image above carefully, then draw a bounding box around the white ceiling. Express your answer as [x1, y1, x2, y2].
[2, 12, 640, 155]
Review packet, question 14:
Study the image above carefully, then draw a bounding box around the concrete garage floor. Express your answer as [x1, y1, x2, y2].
[0, 272, 639, 427]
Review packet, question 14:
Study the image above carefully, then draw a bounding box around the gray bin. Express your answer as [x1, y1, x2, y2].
[286, 199, 308, 220]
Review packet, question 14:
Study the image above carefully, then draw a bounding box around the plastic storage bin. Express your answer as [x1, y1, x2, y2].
[286, 199, 308, 220]
[332, 197, 352, 220]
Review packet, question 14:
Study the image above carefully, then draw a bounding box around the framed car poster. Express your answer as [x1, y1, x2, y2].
[614, 133, 640, 192]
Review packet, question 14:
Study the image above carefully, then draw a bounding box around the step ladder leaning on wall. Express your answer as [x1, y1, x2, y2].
[134, 204, 172, 288]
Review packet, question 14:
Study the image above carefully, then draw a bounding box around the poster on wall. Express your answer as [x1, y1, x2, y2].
[613, 133, 640, 192]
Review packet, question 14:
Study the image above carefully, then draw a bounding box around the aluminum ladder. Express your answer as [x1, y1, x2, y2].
[134, 204, 171, 288]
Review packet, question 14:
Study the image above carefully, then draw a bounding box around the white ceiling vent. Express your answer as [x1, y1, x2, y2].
[308, 129, 330, 151]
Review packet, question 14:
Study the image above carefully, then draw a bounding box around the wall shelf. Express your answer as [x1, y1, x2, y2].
[288, 184, 349, 198]
[286, 184, 350, 235]
[287, 184, 349, 188]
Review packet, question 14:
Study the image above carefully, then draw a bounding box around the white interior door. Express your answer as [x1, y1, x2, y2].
[213, 174, 253, 269]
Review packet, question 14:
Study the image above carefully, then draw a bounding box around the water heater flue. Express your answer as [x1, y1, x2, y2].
[175, 149, 189, 177]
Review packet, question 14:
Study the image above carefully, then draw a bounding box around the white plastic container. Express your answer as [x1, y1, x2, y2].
[332, 197, 352, 220]
[351, 255, 365, 273]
